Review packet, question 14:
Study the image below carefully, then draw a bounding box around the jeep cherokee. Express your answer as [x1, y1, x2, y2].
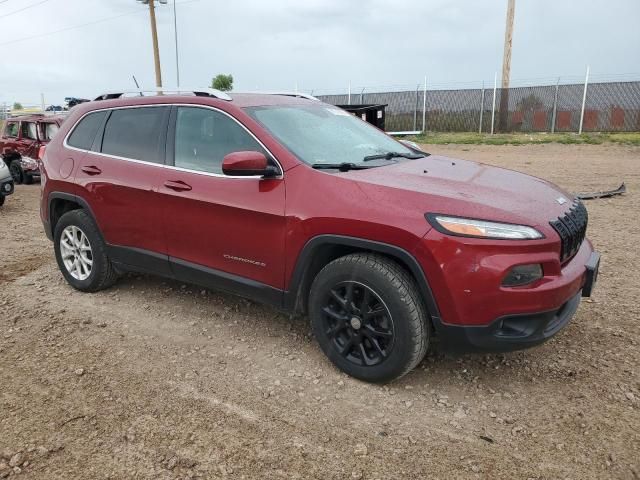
[39, 89, 600, 382]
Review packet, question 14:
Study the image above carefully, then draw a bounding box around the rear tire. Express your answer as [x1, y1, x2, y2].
[23, 173, 34, 185]
[309, 253, 429, 382]
[0, 195, 4, 207]
[54, 209, 118, 292]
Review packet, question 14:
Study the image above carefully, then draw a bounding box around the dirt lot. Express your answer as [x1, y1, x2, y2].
[1, 144, 639, 479]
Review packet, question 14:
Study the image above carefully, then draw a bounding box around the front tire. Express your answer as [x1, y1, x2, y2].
[54, 210, 118, 292]
[9, 160, 23, 184]
[309, 253, 429, 382]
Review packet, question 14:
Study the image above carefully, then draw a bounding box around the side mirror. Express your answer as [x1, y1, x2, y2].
[222, 151, 279, 178]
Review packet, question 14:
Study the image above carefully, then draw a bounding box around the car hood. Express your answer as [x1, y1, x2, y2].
[342, 155, 574, 229]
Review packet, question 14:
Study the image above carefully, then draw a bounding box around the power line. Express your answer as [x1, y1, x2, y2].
[0, 0, 202, 47]
[0, 0, 53, 20]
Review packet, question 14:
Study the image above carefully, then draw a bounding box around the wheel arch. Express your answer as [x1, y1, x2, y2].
[48, 192, 96, 239]
[285, 235, 441, 325]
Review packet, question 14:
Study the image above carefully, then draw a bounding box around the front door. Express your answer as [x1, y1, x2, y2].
[158, 105, 286, 300]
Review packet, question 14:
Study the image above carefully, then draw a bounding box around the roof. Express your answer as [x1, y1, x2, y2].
[5, 114, 65, 123]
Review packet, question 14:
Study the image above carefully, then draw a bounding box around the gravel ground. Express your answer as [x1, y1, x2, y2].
[0, 143, 638, 479]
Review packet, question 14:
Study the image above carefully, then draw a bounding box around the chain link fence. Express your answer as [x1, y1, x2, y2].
[317, 80, 640, 133]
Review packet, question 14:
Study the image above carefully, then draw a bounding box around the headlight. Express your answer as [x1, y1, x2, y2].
[427, 214, 543, 240]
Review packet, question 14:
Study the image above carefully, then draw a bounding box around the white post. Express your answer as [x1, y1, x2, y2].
[479, 81, 485, 134]
[578, 65, 590, 134]
[551, 76, 560, 134]
[40, 93, 45, 112]
[422, 75, 427, 132]
[348, 81, 351, 105]
[294, 81, 298, 95]
[173, 0, 180, 87]
[490, 72, 497, 135]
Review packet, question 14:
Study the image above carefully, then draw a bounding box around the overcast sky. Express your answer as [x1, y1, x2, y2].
[0, 0, 638, 106]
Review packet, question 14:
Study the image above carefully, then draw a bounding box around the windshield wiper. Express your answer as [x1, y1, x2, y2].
[312, 162, 374, 172]
[362, 151, 425, 162]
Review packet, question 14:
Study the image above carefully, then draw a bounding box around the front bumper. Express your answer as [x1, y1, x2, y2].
[434, 290, 582, 352]
[20, 156, 40, 174]
[0, 175, 14, 196]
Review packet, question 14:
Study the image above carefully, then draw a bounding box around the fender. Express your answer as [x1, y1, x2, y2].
[283, 234, 442, 324]
[45, 191, 96, 240]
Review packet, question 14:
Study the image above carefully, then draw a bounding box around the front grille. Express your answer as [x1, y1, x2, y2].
[550, 199, 588, 262]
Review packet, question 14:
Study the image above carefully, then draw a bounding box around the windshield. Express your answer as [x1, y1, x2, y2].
[245, 105, 416, 166]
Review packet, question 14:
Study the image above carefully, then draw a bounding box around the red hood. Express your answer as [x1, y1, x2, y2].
[341, 155, 574, 231]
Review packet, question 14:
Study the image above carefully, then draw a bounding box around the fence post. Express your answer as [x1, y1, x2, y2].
[413, 84, 419, 131]
[490, 72, 497, 135]
[360, 87, 365, 104]
[479, 81, 485, 134]
[578, 65, 590, 134]
[551, 77, 560, 133]
[348, 81, 351, 105]
[422, 76, 427, 132]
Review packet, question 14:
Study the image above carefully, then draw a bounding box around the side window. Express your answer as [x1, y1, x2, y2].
[174, 107, 267, 174]
[42, 123, 59, 141]
[67, 111, 107, 150]
[5, 122, 19, 137]
[21, 122, 38, 140]
[101, 107, 168, 163]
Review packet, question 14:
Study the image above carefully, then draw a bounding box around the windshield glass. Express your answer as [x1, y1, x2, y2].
[245, 105, 415, 166]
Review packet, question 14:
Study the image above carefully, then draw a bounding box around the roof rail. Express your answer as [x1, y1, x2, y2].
[93, 87, 232, 102]
[237, 91, 320, 102]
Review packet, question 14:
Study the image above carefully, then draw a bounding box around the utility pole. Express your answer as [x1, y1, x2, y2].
[498, 0, 515, 132]
[173, 0, 180, 86]
[138, 0, 167, 89]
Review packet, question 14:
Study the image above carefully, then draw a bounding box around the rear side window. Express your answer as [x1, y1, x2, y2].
[21, 122, 38, 139]
[5, 122, 18, 137]
[67, 111, 107, 150]
[42, 123, 59, 140]
[101, 107, 168, 163]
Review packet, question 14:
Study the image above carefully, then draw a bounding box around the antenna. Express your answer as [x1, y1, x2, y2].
[132, 75, 143, 96]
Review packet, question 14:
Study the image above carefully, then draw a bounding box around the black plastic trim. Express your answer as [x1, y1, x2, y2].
[284, 235, 442, 323]
[169, 256, 283, 307]
[108, 245, 172, 276]
[435, 290, 582, 352]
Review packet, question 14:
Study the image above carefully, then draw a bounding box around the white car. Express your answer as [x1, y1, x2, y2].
[0, 160, 14, 206]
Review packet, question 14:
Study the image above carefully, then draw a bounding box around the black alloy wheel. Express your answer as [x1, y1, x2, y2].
[320, 281, 395, 367]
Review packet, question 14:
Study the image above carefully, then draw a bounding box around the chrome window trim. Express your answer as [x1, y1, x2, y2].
[62, 103, 283, 180]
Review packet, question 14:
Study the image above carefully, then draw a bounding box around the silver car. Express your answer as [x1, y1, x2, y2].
[0, 160, 14, 206]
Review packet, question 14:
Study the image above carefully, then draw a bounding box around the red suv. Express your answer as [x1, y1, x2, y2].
[39, 89, 600, 382]
[1, 114, 64, 184]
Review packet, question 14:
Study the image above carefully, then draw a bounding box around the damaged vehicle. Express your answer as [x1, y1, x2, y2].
[39, 89, 600, 382]
[1, 114, 64, 184]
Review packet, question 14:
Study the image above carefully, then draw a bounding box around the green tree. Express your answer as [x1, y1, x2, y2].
[13, 102, 23, 110]
[211, 74, 233, 92]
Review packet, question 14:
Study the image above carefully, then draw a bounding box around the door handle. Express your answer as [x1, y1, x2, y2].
[81, 165, 102, 175]
[164, 180, 192, 192]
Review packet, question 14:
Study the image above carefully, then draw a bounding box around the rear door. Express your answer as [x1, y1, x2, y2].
[73, 106, 171, 274]
[158, 105, 287, 295]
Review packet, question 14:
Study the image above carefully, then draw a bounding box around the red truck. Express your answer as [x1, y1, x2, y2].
[1, 114, 64, 184]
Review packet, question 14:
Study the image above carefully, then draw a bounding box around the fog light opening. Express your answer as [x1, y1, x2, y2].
[502, 264, 543, 287]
